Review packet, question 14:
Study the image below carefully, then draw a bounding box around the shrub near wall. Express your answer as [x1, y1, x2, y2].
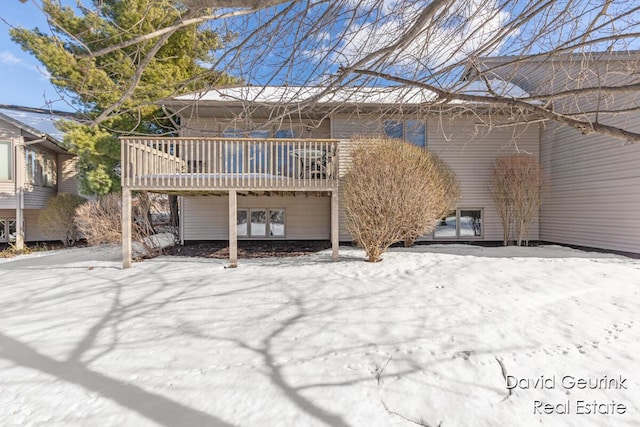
[344, 136, 459, 262]
[75, 192, 164, 257]
[38, 193, 86, 246]
[490, 154, 543, 246]
[75, 193, 122, 246]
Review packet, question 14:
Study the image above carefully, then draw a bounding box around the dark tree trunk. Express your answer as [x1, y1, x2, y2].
[169, 195, 179, 226]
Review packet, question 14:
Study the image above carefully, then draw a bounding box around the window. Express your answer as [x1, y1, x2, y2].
[273, 129, 296, 177]
[384, 119, 426, 147]
[250, 209, 267, 236]
[0, 219, 20, 242]
[434, 209, 482, 239]
[237, 210, 248, 237]
[237, 208, 285, 237]
[222, 130, 273, 173]
[25, 147, 57, 188]
[459, 210, 482, 238]
[8, 220, 17, 242]
[274, 129, 295, 139]
[248, 132, 270, 173]
[269, 209, 285, 237]
[0, 141, 11, 180]
[434, 211, 457, 238]
[43, 151, 57, 186]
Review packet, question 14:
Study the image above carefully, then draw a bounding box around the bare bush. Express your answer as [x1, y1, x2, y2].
[491, 154, 543, 246]
[75, 192, 164, 256]
[344, 136, 459, 262]
[38, 193, 86, 246]
[75, 193, 123, 246]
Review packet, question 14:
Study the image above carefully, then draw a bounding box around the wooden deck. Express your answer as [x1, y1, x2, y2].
[121, 137, 340, 191]
[120, 137, 341, 268]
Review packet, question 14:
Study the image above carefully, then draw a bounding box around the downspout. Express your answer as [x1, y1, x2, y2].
[14, 136, 50, 249]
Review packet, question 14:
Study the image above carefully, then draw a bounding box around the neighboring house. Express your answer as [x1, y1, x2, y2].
[119, 52, 640, 268]
[0, 105, 78, 247]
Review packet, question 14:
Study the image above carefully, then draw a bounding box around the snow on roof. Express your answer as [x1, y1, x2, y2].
[0, 107, 75, 143]
[454, 79, 530, 98]
[173, 85, 436, 104]
[171, 80, 528, 106]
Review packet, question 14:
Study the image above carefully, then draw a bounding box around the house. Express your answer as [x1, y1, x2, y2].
[471, 51, 640, 255]
[119, 52, 640, 268]
[120, 84, 538, 267]
[0, 105, 79, 248]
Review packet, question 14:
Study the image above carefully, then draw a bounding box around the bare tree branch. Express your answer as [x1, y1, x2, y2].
[87, 9, 257, 58]
[182, 0, 291, 9]
[354, 68, 640, 144]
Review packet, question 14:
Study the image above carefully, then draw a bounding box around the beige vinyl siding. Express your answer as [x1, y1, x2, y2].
[182, 194, 330, 240]
[0, 120, 22, 139]
[23, 209, 49, 241]
[24, 185, 55, 209]
[424, 118, 540, 242]
[332, 115, 540, 242]
[0, 183, 16, 208]
[540, 120, 640, 253]
[57, 154, 79, 194]
[0, 208, 49, 242]
[479, 54, 639, 97]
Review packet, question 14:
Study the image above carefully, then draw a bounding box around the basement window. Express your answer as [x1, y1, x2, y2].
[269, 209, 285, 237]
[250, 209, 267, 236]
[0, 219, 19, 242]
[237, 209, 286, 238]
[434, 209, 482, 239]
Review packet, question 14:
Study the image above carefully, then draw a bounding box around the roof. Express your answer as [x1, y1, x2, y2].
[476, 50, 640, 67]
[0, 105, 76, 145]
[168, 80, 528, 106]
[465, 51, 640, 94]
[172, 86, 437, 105]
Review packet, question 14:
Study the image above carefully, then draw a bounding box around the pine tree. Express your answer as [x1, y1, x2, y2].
[11, 0, 235, 194]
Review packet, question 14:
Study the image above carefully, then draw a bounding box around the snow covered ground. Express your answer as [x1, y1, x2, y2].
[0, 244, 638, 426]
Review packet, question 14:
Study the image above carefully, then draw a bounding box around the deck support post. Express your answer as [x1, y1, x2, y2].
[122, 188, 132, 269]
[229, 189, 238, 267]
[14, 138, 24, 250]
[331, 190, 339, 261]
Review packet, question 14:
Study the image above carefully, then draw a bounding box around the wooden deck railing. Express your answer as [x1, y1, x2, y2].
[121, 137, 339, 191]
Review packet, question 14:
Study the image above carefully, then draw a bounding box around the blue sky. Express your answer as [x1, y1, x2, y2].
[0, 2, 67, 111]
[1, 1, 635, 113]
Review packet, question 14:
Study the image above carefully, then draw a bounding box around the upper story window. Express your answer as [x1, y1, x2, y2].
[384, 119, 426, 147]
[0, 141, 11, 181]
[274, 129, 295, 139]
[222, 129, 290, 139]
[26, 147, 57, 188]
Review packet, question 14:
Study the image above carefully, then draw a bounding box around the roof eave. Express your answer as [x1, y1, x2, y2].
[0, 111, 67, 151]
